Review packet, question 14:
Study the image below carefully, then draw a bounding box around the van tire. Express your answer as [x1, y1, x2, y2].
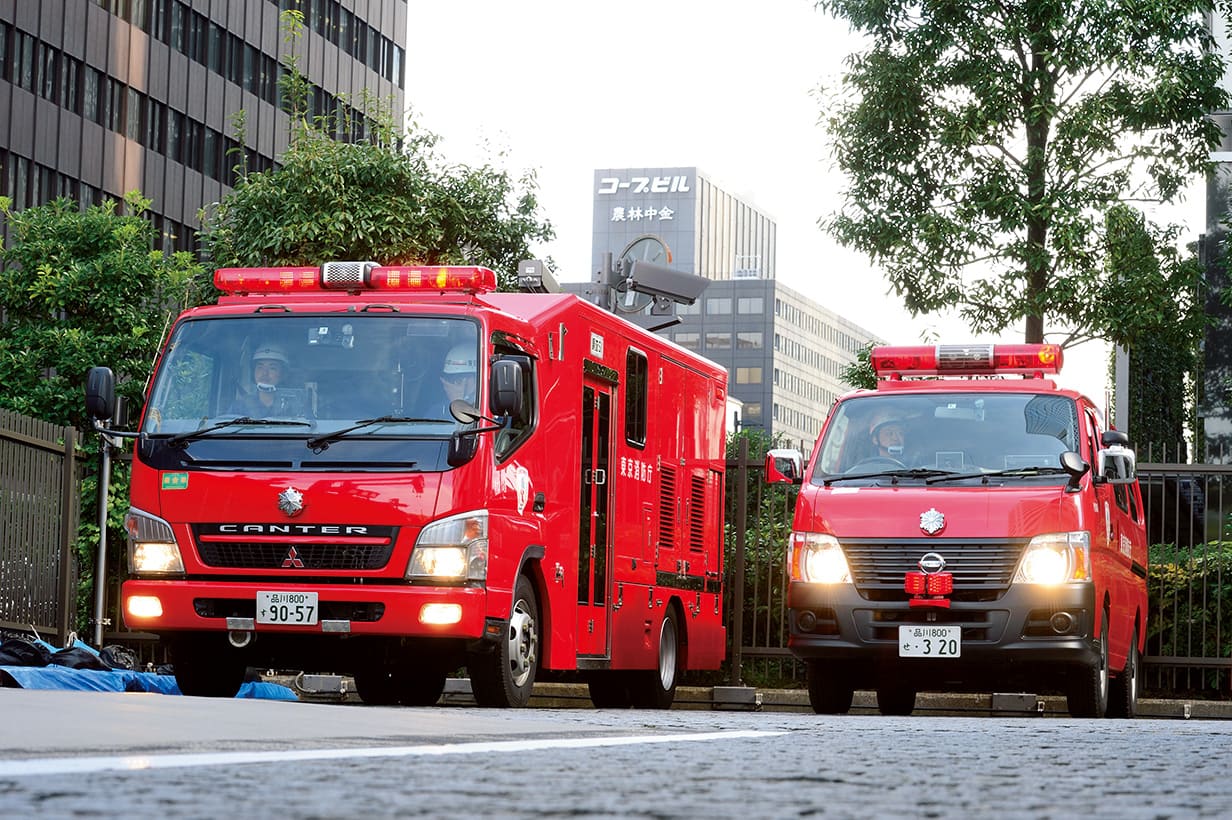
[469, 574, 539, 707]
[806, 660, 854, 714]
[1067, 614, 1110, 718]
[1107, 628, 1140, 719]
[630, 607, 681, 709]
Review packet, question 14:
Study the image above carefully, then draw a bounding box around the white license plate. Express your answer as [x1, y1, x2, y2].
[898, 625, 961, 657]
[257, 591, 319, 625]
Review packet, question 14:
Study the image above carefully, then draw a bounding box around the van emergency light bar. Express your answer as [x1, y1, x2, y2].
[871, 343, 1063, 378]
[213, 263, 498, 295]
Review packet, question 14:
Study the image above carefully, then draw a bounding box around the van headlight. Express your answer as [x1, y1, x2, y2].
[1013, 531, 1091, 585]
[408, 511, 488, 582]
[790, 532, 851, 584]
[125, 508, 184, 575]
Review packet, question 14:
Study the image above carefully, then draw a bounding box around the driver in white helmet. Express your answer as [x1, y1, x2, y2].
[868, 410, 908, 461]
[434, 343, 477, 417]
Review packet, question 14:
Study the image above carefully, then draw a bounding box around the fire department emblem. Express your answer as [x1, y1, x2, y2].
[919, 507, 945, 535]
[278, 487, 305, 517]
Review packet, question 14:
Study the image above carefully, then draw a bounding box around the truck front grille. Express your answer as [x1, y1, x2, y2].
[193, 524, 398, 570]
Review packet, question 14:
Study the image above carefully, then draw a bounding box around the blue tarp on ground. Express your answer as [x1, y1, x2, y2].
[0, 665, 297, 700]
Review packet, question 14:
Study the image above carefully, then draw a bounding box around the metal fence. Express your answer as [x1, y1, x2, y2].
[724, 441, 1232, 697]
[0, 410, 81, 643]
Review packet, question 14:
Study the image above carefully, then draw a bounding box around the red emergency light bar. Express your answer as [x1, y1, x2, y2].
[213, 263, 498, 295]
[871, 343, 1063, 378]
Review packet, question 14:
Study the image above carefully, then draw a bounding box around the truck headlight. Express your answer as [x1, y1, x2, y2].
[790, 532, 850, 584]
[408, 510, 488, 582]
[124, 508, 184, 575]
[1013, 531, 1091, 585]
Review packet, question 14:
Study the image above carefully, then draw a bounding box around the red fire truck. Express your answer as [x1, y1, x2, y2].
[766, 343, 1148, 718]
[85, 262, 728, 707]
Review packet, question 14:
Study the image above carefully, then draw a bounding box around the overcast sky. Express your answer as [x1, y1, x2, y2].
[403, 0, 1208, 410]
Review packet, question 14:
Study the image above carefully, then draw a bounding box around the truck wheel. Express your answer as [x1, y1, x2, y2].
[630, 607, 681, 709]
[876, 684, 916, 716]
[171, 639, 246, 698]
[469, 574, 539, 707]
[354, 666, 447, 707]
[1067, 616, 1110, 718]
[806, 660, 854, 714]
[587, 672, 632, 708]
[1107, 629, 1140, 719]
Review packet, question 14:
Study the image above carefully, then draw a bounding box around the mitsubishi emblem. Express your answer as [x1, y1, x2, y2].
[278, 487, 305, 517]
[282, 546, 305, 568]
[919, 507, 945, 535]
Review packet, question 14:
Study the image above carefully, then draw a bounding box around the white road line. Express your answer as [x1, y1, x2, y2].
[0, 730, 785, 777]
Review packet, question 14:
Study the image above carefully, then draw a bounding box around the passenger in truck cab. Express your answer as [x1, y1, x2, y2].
[868, 410, 909, 462]
[229, 343, 310, 418]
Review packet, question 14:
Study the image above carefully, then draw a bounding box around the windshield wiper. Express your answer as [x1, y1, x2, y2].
[926, 465, 1069, 484]
[823, 468, 957, 486]
[306, 415, 449, 451]
[164, 417, 312, 446]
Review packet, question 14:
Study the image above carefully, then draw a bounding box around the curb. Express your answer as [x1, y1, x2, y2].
[280, 675, 1232, 719]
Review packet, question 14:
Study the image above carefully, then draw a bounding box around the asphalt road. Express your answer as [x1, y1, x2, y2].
[1, 688, 1230, 818]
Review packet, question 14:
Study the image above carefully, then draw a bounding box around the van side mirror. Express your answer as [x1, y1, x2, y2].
[85, 367, 116, 422]
[765, 448, 804, 485]
[1098, 444, 1136, 484]
[489, 359, 523, 418]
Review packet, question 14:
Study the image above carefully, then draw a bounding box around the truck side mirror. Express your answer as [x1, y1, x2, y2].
[85, 367, 116, 422]
[489, 359, 523, 418]
[765, 448, 804, 485]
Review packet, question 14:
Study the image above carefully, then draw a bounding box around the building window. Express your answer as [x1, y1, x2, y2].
[705, 332, 732, 350]
[737, 296, 763, 314]
[706, 297, 732, 315]
[677, 301, 701, 315]
[674, 332, 700, 351]
[736, 331, 763, 349]
[744, 402, 762, 419]
[625, 348, 648, 448]
[736, 367, 762, 384]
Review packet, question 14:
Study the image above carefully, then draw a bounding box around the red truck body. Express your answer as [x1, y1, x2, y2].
[100, 263, 727, 707]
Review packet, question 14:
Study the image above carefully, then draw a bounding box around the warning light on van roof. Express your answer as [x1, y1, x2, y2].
[870, 344, 1064, 379]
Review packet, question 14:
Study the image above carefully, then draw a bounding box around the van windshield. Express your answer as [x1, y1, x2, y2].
[812, 393, 1080, 483]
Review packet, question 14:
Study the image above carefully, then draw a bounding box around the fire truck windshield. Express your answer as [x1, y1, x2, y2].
[139, 315, 481, 469]
[811, 392, 1081, 484]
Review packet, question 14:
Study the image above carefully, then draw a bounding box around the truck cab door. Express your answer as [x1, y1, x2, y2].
[577, 380, 614, 656]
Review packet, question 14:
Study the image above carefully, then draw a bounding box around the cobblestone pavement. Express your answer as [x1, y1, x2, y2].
[0, 689, 1228, 818]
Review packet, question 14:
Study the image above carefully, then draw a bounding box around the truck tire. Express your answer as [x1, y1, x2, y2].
[588, 672, 633, 708]
[171, 638, 246, 698]
[629, 606, 681, 709]
[1067, 614, 1110, 718]
[876, 684, 916, 716]
[469, 574, 539, 707]
[354, 665, 447, 707]
[806, 660, 854, 714]
[1107, 628, 1140, 719]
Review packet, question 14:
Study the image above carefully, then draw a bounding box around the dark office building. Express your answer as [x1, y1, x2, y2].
[0, 0, 406, 252]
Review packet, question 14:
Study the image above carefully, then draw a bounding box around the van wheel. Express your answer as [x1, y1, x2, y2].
[1107, 629, 1140, 719]
[1067, 615, 1110, 718]
[876, 684, 916, 716]
[806, 660, 854, 714]
[630, 607, 681, 709]
[469, 575, 539, 707]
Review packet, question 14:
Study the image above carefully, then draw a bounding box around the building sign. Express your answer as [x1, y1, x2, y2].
[596, 175, 691, 195]
[609, 206, 675, 223]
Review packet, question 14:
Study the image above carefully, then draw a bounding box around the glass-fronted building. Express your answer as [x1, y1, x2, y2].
[0, 0, 405, 251]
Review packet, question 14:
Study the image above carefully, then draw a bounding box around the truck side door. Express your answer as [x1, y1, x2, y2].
[577, 378, 614, 656]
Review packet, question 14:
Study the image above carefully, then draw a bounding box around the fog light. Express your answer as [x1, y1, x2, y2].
[797, 610, 818, 632]
[126, 595, 163, 619]
[1050, 611, 1074, 634]
[420, 603, 462, 625]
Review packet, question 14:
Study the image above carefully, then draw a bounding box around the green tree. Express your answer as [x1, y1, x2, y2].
[0, 192, 201, 630]
[839, 342, 877, 391]
[198, 12, 554, 293]
[817, 0, 1227, 345]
